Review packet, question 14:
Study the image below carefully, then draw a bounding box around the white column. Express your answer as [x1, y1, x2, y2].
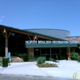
[5, 38, 8, 58]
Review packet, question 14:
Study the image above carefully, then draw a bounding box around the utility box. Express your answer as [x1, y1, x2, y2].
[2, 58, 9, 67]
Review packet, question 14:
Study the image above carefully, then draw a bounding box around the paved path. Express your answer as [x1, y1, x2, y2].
[0, 60, 80, 80]
[0, 74, 74, 80]
[0, 62, 47, 76]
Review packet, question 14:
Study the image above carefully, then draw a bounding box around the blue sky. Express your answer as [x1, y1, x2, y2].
[0, 0, 80, 36]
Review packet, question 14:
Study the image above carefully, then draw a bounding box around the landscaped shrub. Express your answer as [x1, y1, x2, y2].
[11, 53, 28, 62]
[34, 56, 39, 60]
[77, 56, 80, 62]
[23, 56, 28, 62]
[18, 53, 28, 62]
[71, 52, 79, 60]
[37, 57, 46, 64]
[11, 57, 23, 62]
[21, 54, 28, 62]
[37, 63, 58, 67]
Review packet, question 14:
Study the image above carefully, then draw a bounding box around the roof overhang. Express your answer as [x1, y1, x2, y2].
[0, 25, 67, 41]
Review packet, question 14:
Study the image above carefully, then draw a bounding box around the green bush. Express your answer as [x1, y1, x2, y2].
[77, 56, 80, 62]
[22, 55, 29, 62]
[22, 56, 28, 62]
[37, 57, 46, 64]
[71, 52, 79, 60]
[18, 53, 28, 62]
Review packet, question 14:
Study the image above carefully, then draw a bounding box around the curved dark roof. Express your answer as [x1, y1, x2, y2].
[25, 28, 70, 33]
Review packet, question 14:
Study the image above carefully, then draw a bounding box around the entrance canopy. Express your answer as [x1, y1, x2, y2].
[25, 40, 78, 48]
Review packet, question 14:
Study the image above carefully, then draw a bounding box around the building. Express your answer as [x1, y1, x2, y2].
[0, 25, 79, 60]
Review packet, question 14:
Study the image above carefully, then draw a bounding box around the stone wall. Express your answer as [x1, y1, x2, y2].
[27, 48, 34, 60]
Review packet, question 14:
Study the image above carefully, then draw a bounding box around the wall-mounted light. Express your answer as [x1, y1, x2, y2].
[36, 48, 39, 51]
[3, 29, 6, 33]
[34, 36, 37, 39]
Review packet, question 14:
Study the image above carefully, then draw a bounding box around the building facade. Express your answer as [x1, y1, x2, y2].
[0, 25, 79, 60]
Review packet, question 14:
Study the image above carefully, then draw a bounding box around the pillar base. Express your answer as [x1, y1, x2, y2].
[27, 48, 34, 61]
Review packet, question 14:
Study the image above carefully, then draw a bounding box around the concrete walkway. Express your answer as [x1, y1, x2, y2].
[0, 60, 80, 79]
